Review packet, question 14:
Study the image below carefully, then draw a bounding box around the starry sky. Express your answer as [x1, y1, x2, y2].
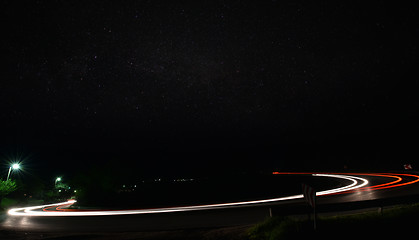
[1, 1, 418, 178]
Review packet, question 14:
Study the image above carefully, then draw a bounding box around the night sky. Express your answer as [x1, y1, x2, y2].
[1, 1, 418, 180]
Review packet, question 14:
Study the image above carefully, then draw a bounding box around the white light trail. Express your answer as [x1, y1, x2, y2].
[8, 174, 368, 217]
[313, 174, 369, 195]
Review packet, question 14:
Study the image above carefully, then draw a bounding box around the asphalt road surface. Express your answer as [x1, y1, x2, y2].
[1, 172, 419, 233]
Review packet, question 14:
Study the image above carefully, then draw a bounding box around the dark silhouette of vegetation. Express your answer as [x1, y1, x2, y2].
[72, 162, 122, 207]
[0, 179, 18, 210]
[248, 203, 419, 240]
[0, 179, 17, 198]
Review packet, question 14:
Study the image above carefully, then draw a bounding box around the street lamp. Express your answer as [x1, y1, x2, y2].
[55, 177, 62, 187]
[6, 163, 20, 181]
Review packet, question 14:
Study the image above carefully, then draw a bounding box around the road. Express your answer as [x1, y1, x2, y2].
[1, 172, 419, 233]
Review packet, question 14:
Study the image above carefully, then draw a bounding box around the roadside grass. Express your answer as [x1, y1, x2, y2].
[0, 198, 45, 215]
[248, 203, 419, 240]
[0, 198, 19, 212]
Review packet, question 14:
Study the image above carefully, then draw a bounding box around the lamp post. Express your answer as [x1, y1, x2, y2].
[6, 164, 20, 181]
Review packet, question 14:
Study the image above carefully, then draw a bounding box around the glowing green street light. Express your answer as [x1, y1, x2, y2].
[6, 163, 20, 181]
[55, 177, 62, 187]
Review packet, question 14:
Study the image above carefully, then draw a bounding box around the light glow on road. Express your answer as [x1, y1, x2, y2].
[8, 173, 369, 217]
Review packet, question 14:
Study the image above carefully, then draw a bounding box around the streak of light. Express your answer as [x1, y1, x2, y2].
[8, 174, 367, 217]
[328, 173, 419, 195]
[372, 173, 419, 190]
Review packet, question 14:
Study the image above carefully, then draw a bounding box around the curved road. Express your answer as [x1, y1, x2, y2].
[1, 172, 419, 232]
